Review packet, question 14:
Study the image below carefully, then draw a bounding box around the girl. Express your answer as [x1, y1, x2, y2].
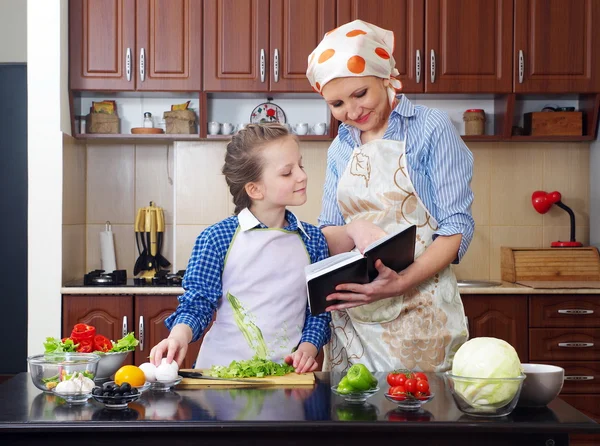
[150, 124, 331, 373]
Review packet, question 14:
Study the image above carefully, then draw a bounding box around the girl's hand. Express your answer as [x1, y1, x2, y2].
[346, 220, 388, 253]
[284, 342, 319, 374]
[149, 324, 192, 366]
[325, 260, 409, 311]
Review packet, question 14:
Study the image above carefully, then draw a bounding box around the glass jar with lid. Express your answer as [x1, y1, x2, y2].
[143, 112, 153, 128]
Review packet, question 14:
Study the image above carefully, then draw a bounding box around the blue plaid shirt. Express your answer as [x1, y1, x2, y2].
[165, 209, 332, 351]
[319, 95, 475, 262]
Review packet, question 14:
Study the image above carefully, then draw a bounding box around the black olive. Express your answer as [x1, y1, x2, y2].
[103, 382, 116, 392]
[120, 383, 132, 392]
[131, 388, 139, 395]
[92, 387, 102, 396]
[123, 391, 131, 397]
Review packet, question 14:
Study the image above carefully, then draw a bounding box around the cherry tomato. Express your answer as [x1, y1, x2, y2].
[415, 391, 431, 401]
[389, 385, 406, 396]
[416, 379, 430, 393]
[405, 378, 417, 394]
[414, 372, 428, 382]
[386, 372, 407, 387]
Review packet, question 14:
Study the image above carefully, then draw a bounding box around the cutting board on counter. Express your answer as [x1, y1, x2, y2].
[178, 370, 315, 388]
[517, 281, 600, 289]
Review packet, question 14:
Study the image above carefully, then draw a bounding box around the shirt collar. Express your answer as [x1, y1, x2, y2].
[237, 208, 310, 238]
[337, 94, 416, 145]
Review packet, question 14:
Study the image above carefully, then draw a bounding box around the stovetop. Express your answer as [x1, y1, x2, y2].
[65, 269, 186, 287]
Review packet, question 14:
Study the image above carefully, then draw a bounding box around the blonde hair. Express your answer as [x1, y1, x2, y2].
[222, 123, 296, 214]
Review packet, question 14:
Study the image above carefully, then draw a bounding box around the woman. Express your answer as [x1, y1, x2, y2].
[306, 20, 474, 373]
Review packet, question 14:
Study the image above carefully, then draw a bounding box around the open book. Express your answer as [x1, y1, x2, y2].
[305, 225, 417, 315]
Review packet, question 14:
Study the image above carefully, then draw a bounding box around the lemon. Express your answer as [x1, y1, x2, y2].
[114, 365, 146, 387]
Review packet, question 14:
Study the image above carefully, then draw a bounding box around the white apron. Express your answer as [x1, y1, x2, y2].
[196, 210, 309, 368]
[325, 128, 469, 373]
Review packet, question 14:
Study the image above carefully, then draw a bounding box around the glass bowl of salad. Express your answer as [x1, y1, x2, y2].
[27, 352, 100, 392]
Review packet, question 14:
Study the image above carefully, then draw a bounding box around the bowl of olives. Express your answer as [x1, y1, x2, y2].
[91, 381, 150, 410]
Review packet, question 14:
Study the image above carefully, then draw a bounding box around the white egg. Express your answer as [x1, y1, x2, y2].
[155, 359, 179, 382]
[139, 362, 157, 383]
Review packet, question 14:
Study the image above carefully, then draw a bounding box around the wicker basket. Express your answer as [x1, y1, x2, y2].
[86, 112, 119, 134]
[163, 110, 197, 134]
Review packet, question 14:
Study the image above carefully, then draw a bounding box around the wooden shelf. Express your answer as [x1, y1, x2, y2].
[461, 135, 502, 142]
[507, 135, 596, 142]
[74, 134, 333, 142]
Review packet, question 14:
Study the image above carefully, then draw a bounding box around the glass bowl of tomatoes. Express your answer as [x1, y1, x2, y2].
[385, 370, 434, 411]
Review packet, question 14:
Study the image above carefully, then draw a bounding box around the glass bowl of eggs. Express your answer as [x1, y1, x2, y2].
[139, 359, 182, 392]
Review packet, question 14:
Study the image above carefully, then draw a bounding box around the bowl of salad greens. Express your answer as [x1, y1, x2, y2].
[44, 324, 139, 382]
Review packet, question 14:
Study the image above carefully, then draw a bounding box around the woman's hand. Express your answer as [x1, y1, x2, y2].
[346, 219, 388, 253]
[149, 323, 192, 367]
[325, 259, 409, 311]
[284, 342, 319, 374]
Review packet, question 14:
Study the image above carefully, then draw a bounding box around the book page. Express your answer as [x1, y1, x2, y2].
[305, 251, 362, 280]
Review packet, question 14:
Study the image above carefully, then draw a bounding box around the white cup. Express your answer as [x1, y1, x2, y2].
[294, 123, 309, 135]
[312, 122, 327, 135]
[208, 121, 220, 135]
[221, 122, 234, 135]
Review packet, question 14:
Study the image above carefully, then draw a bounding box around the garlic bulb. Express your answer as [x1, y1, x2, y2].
[55, 372, 95, 394]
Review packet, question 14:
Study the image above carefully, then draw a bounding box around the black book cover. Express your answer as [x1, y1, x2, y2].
[306, 225, 417, 316]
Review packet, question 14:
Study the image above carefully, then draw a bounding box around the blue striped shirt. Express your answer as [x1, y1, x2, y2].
[165, 209, 332, 351]
[319, 95, 475, 262]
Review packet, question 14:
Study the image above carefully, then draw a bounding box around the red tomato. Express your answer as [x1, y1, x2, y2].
[386, 372, 407, 387]
[389, 385, 406, 396]
[414, 372, 428, 382]
[93, 335, 113, 352]
[415, 391, 431, 401]
[416, 379, 430, 393]
[405, 378, 417, 394]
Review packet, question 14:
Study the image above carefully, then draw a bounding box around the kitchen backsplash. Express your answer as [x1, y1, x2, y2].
[62, 135, 590, 283]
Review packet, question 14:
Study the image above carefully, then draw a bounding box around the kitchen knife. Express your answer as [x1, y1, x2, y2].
[179, 370, 266, 384]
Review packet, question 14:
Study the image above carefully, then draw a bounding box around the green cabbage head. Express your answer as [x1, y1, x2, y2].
[451, 337, 524, 408]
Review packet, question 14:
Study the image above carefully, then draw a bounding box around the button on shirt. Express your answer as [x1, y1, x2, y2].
[165, 209, 332, 350]
[319, 95, 475, 262]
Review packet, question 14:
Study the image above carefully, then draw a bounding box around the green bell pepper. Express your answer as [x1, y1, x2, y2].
[336, 376, 354, 395]
[346, 364, 376, 391]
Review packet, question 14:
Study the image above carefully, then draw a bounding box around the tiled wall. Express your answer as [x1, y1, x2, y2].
[72, 139, 590, 283]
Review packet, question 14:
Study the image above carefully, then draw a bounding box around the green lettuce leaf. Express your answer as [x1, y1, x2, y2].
[206, 356, 294, 378]
[109, 332, 139, 352]
[43, 337, 78, 353]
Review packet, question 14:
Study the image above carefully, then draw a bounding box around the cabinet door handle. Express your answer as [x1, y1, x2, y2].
[564, 375, 594, 381]
[518, 50, 524, 84]
[558, 342, 594, 348]
[260, 48, 265, 83]
[415, 49, 421, 83]
[122, 316, 128, 338]
[273, 48, 279, 83]
[140, 47, 146, 82]
[430, 49, 435, 84]
[126, 48, 131, 82]
[558, 309, 594, 315]
[139, 316, 144, 351]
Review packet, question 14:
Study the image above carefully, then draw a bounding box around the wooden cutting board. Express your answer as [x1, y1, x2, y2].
[177, 370, 315, 388]
[517, 281, 600, 289]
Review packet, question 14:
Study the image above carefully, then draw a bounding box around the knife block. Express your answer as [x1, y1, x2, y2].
[501, 247, 600, 282]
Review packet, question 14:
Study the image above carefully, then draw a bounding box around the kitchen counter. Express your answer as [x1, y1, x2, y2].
[60, 280, 600, 295]
[1, 373, 598, 446]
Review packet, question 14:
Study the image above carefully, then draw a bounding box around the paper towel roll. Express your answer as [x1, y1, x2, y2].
[100, 223, 117, 273]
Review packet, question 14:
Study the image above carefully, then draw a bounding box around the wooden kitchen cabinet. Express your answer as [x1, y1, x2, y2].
[514, 0, 600, 93]
[336, 0, 425, 93]
[70, 0, 202, 91]
[425, 0, 513, 93]
[62, 294, 201, 370]
[460, 294, 528, 361]
[203, 0, 335, 92]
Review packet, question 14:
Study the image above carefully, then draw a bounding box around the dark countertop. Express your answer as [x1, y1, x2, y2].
[0, 372, 598, 445]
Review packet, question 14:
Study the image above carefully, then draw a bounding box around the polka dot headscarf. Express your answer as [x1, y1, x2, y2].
[306, 20, 402, 106]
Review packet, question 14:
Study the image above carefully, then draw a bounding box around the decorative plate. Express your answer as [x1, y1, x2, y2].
[250, 102, 287, 124]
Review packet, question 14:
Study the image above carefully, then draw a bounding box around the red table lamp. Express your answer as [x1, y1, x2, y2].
[531, 191, 583, 247]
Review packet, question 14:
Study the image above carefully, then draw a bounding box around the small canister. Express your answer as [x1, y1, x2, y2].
[463, 109, 486, 135]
